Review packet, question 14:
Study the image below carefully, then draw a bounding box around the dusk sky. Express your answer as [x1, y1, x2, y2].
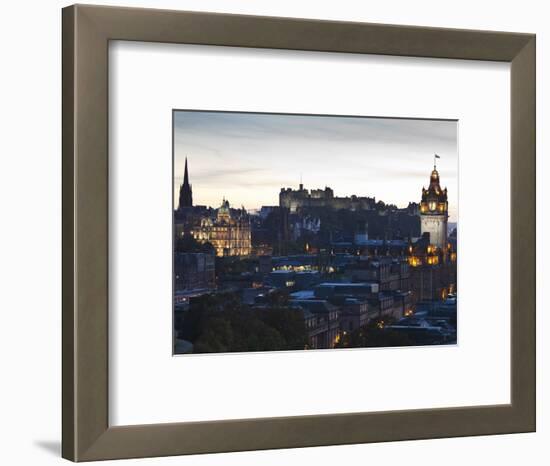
[174, 111, 458, 223]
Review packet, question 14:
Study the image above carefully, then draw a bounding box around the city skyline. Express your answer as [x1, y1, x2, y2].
[174, 111, 458, 222]
[173, 110, 458, 354]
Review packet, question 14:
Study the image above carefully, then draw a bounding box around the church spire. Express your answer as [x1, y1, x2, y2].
[178, 156, 193, 209]
[183, 157, 190, 186]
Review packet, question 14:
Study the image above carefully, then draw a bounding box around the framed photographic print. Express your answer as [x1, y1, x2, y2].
[62, 4, 536, 462]
[172, 111, 458, 355]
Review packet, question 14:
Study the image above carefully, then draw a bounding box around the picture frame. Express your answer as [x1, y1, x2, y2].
[62, 4, 536, 462]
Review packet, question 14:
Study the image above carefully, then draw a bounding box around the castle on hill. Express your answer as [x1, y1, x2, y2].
[279, 183, 376, 213]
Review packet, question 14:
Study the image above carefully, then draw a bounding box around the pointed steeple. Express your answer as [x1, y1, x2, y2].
[429, 167, 441, 191]
[178, 156, 193, 209]
[183, 157, 190, 185]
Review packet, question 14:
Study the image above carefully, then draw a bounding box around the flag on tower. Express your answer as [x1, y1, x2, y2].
[435, 154, 440, 158]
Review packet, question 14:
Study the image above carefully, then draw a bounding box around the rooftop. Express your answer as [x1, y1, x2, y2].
[290, 290, 315, 300]
[317, 282, 377, 288]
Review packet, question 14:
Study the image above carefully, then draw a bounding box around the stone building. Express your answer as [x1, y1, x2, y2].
[288, 215, 321, 241]
[198, 199, 252, 257]
[176, 199, 252, 257]
[335, 298, 370, 333]
[279, 183, 376, 213]
[420, 160, 449, 249]
[174, 252, 215, 292]
[174, 158, 251, 257]
[408, 160, 457, 302]
[290, 299, 341, 349]
[408, 233, 457, 302]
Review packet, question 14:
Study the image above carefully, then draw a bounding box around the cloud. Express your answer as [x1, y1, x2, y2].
[173, 110, 458, 221]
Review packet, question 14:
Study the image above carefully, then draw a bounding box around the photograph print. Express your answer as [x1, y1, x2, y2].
[173, 111, 458, 355]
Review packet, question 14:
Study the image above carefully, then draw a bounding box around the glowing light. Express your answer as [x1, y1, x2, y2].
[409, 256, 421, 267]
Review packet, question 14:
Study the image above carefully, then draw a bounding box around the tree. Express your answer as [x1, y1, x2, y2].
[180, 291, 307, 354]
[175, 233, 215, 254]
[258, 307, 307, 350]
[193, 317, 234, 353]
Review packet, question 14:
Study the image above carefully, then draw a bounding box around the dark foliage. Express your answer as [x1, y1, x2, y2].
[180, 291, 307, 354]
[175, 233, 215, 254]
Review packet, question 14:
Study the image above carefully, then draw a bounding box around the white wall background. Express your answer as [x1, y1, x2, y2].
[0, 0, 546, 465]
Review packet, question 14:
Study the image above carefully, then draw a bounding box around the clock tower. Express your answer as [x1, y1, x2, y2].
[420, 158, 448, 249]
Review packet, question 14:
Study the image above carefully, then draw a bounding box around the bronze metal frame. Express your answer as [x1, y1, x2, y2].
[62, 4, 536, 461]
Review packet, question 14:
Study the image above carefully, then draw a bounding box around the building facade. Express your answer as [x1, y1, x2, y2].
[408, 161, 457, 302]
[176, 199, 252, 257]
[174, 252, 215, 292]
[201, 200, 252, 257]
[420, 162, 448, 249]
[174, 159, 252, 257]
[280, 183, 376, 213]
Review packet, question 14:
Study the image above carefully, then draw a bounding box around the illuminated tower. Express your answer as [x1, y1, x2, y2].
[420, 157, 448, 249]
[178, 157, 193, 209]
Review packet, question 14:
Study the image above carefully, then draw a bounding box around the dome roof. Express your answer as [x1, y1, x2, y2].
[217, 198, 232, 221]
[219, 198, 230, 212]
[422, 167, 447, 202]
